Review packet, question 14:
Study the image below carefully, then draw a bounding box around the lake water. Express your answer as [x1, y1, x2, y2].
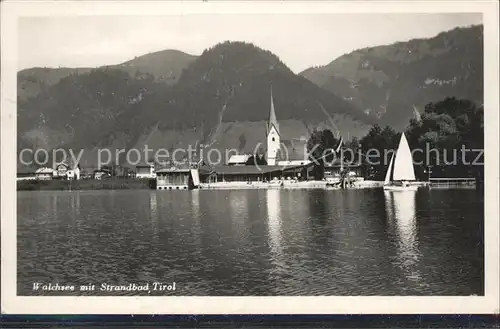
[17, 188, 484, 296]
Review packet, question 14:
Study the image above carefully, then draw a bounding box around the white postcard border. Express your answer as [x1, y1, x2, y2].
[1, 0, 499, 315]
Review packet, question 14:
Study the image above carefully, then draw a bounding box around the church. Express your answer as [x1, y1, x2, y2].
[196, 86, 316, 185]
[156, 86, 318, 190]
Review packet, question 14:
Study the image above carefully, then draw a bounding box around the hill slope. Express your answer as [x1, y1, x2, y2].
[18, 42, 374, 167]
[300, 25, 483, 130]
[109, 49, 197, 83]
[17, 49, 197, 101]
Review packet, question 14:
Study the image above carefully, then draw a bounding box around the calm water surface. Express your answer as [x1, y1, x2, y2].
[17, 188, 484, 296]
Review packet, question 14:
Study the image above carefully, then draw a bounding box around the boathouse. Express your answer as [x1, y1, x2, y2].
[156, 167, 201, 190]
[324, 159, 363, 179]
[156, 85, 317, 190]
[135, 160, 156, 179]
[201, 164, 310, 184]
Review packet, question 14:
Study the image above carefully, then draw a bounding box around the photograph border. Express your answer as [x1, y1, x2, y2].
[2, 0, 499, 315]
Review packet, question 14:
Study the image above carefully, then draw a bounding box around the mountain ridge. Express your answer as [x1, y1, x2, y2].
[18, 41, 373, 167]
[300, 24, 483, 130]
[17, 49, 198, 101]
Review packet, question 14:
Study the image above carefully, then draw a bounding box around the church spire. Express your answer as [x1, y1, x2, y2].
[268, 84, 279, 135]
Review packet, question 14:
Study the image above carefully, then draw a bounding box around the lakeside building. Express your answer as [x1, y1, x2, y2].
[135, 160, 156, 179]
[156, 165, 199, 190]
[35, 167, 55, 180]
[200, 164, 309, 184]
[324, 159, 363, 181]
[17, 162, 81, 181]
[55, 163, 69, 177]
[227, 154, 251, 165]
[55, 163, 81, 180]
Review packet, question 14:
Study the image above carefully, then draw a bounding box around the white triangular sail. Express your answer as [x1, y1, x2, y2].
[384, 152, 395, 185]
[392, 133, 415, 181]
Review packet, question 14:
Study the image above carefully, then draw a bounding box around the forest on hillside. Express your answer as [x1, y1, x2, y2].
[300, 25, 483, 130]
[18, 41, 374, 157]
[307, 97, 484, 180]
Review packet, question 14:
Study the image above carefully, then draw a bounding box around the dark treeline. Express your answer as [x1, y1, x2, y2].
[18, 41, 375, 158]
[308, 97, 484, 181]
[301, 25, 483, 131]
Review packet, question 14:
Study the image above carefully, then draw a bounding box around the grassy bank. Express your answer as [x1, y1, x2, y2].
[17, 178, 156, 191]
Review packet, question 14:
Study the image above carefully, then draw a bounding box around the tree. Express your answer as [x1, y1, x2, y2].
[306, 128, 338, 180]
[359, 125, 398, 180]
[406, 97, 483, 179]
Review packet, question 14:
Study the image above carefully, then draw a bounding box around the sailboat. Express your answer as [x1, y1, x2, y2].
[383, 132, 418, 191]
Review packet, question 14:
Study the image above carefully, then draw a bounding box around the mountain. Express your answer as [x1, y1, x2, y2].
[18, 41, 374, 167]
[18, 67, 93, 101]
[300, 25, 483, 130]
[109, 49, 197, 83]
[17, 68, 163, 152]
[17, 49, 197, 101]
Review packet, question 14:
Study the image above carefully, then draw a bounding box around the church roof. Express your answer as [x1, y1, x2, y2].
[227, 154, 251, 165]
[211, 164, 306, 175]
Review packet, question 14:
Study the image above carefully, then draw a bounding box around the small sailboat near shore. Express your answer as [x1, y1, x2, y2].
[383, 133, 418, 191]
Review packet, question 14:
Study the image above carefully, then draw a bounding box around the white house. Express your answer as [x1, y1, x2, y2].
[228, 154, 251, 166]
[135, 161, 156, 179]
[67, 166, 80, 180]
[54, 162, 80, 180]
[35, 167, 55, 180]
[54, 163, 69, 178]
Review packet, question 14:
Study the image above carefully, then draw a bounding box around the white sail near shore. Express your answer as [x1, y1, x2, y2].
[392, 133, 415, 181]
[384, 152, 395, 185]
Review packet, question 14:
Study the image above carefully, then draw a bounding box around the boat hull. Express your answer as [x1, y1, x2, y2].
[383, 185, 418, 191]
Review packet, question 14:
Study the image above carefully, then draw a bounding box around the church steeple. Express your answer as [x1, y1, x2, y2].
[268, 84, 280, 136]
[266, 83, 280, 166]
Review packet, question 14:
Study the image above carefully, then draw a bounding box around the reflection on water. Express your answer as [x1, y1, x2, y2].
[150, 192, 158, 245]
[266, 189, 283, 267]
[384, 191, 422, 284]
[17, 189, 484, 296]
[228, 191, 250, 243]
[229, 191, 249, 220]
[51, 194, 58, 222]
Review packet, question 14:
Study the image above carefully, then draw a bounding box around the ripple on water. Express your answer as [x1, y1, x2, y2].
[17, 189, 484, 296]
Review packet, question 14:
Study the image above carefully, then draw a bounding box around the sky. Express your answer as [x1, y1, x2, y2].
[18, 13, 482, 73]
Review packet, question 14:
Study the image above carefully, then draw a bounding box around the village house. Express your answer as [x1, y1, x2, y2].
[35, 167, 55, 180]
[52, 162, 81, 180]
[54, 163, 69, 178]
[324, 159, 363, 181]
[94, 169, 111, 180]
[135, 160, 156, 179]
[66, 165, 81, 180]
[79, 168, 94, 179]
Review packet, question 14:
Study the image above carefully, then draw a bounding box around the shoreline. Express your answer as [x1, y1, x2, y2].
[17, 178, 477, 191]
[17, 178, 156, 191]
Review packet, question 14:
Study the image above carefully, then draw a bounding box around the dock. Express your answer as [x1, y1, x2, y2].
[429, 177, 476, 188]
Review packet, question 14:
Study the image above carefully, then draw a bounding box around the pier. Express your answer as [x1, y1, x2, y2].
[429, 177, 477, 188]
